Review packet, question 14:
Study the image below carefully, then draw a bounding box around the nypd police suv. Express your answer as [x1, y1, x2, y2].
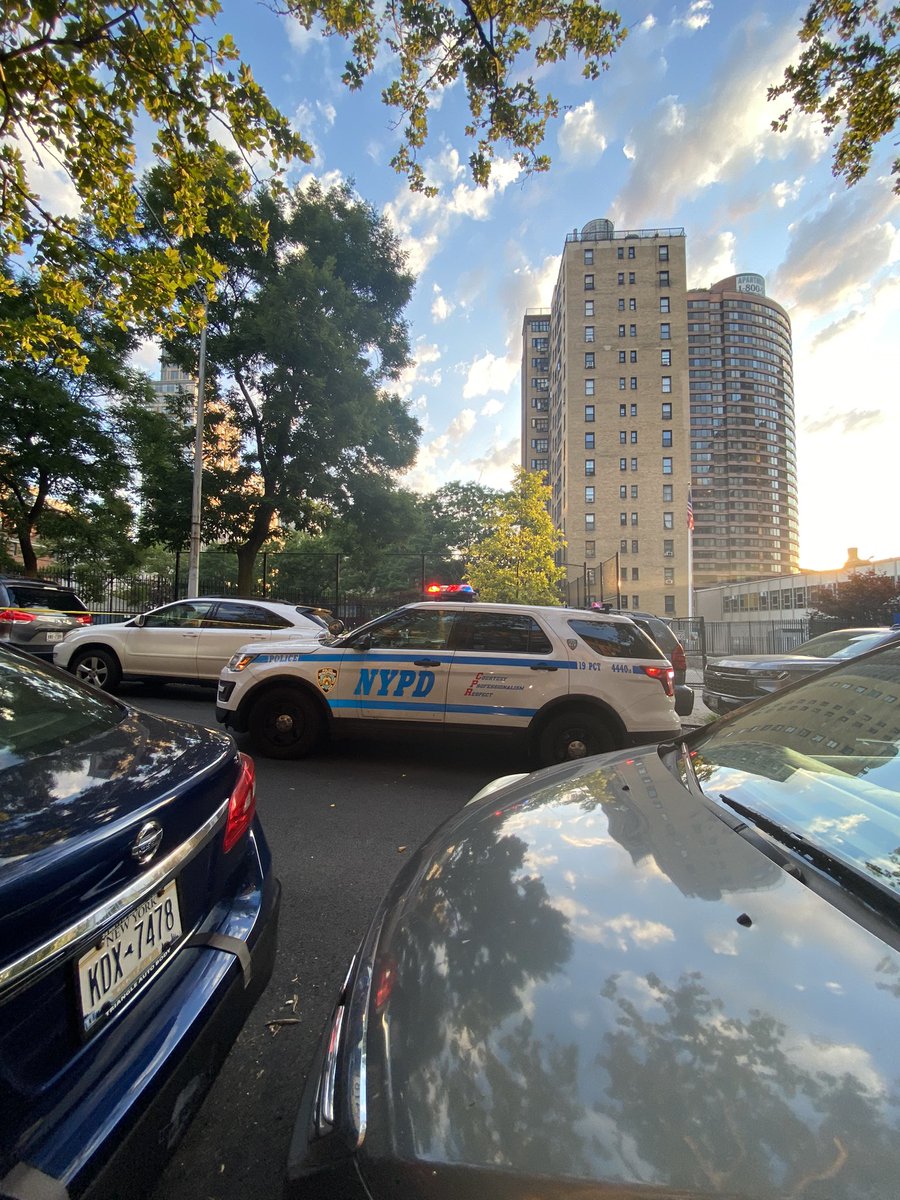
[215, 601, 682, 766]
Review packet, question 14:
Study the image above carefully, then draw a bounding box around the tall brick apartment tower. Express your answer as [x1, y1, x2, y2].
[522, 219, 691, 615]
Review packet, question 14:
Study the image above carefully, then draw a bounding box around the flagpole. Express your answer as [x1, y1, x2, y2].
[687, 487, 694, 619]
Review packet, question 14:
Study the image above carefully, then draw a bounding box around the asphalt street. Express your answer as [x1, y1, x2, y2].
[135, 684, 529, 1200]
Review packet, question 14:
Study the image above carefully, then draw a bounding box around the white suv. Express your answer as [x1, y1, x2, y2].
[215, 602, 681, 766]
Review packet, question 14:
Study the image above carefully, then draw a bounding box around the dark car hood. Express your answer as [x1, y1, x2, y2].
[358, 747, 900, 1199]
[708, 653, 833, 672]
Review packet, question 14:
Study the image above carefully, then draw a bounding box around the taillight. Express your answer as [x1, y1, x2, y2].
[642, 665, 675, 698]
[671, 643, 686, 672]
[0, 608, 36, 623]
[75, 612, 92, 625]
[223, 753, 256, 852]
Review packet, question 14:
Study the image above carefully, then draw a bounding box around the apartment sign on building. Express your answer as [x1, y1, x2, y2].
[735, 273, 765, 296]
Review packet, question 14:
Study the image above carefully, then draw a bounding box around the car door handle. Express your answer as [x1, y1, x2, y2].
[531, 664, 558, 671]
[413, 658, 442, 667]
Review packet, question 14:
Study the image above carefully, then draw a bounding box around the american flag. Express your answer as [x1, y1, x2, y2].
[687, 488, 694, 532]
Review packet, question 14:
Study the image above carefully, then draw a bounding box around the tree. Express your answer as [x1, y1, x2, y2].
[810, 567, 900, 626]
[151, 175, 420, 595]
[422, 481, 504, 566]
[769, 2, 900, 194]
[0, 267, 149, 574]
[465, 469, 565, 604]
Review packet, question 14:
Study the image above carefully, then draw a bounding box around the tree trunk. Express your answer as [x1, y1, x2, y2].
[17, 524, 38, 577]
[234, 503, 277, 595]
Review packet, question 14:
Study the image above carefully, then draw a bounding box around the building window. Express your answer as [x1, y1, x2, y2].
[664, 567, 674, 584]
[585, 379, 595, 395]
[585, 326, 595, 342]
[629, 272, 636, 284]
[629, 324, 637, 337]
[584, 248, 594, 265]
[631, 568, 639, 581]
[661, 349, 671, 366]
[618, 352, 627, 366]
[619, 377, 626, 391]
[630, 377, 638, 390]
[619, 430, 627, 444]
[585, 432, 595, 448]
[586, 540, 596, 558]
[658, 271, 670, 286]
[585, 486, 595, 504]
[585, 513, 595, 531]
[632, 595, 640, 609]
[620, 458, 627, 471]
[621, 567, 628, 581]
[659, 244, 669, 261]
[620, 511, 627, 526]
[661, 376, 672, 393]
[619, 324, 626, 337]
[619, 403, 627, 416]
[663, 539, 674, 556]
[631, 484, 638, 498]
[660, 323, 670, 339]
[661, 402, 672, 419]
[630, 457, 638, 471]
[631, 539, 639, 553]
[531, 438, 549, 452]
[619, 484, 627, 499]
[585, 458, 595, 475]
[662, 429, 673, 447]
[662, 484, 673, 501]
[618, 272, 625, 285]
[617, 246, 624, 259]
[630, 350, 637, 363]
[585, 352, 595, 369]
[663, 512, 674, 529]
[618, 297, 626, 311]
[631, 511, 639, 526]
[664, 595, 675, 615]
[620, 539, 628, 553]
[621, 596, 629, 608]
[628, 245, 636, 259]
[629, 298, 637, 311]
[630, 429, 638, 444]
[630, 403, 637, 416]
[585, 274, 595, 290]
[585, 404, 595, 421]
[662, 457, 673, 474]
[585, 300, 594, 316]
[660, 296, 670, 313]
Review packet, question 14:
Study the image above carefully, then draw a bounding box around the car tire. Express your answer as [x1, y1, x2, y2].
[70, 647, 122, 693]
[247, 687, 324, 759]
[538, 708, 615, 767]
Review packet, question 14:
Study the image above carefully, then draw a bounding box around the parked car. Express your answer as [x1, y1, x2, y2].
[0, 645, 280, 1199]
[286, 639, 900, 1200]
[0, 576, 91, 660]
[216, 600, 681, 765]
[598, 607, 693, 717]
[703, 625, 900, 715]
[54, 596, 338, 692]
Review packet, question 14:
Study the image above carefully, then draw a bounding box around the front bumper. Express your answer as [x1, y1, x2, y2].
[702, 689, 748, 716]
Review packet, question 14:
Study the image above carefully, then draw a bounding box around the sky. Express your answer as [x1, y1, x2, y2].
[128, 0, 898, 572]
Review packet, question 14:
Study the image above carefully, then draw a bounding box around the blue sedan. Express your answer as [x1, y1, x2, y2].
[0, 647, 280, 1199]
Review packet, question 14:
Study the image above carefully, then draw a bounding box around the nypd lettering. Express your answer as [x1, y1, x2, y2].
[354, 668, 435, 698]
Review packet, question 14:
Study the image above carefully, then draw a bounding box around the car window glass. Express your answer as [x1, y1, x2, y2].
[362, 609, 457, 650]
[295, 609, 329, 629]
[143, 601, 215, 629]
[690, 644, 900, 893]
[0, 650, 121, 769]
[206, 602, 291, 630]
[452, 612, 553, 654]
[6, 585, 87, 614]
[793, 630, 883, 659]
[569, 618, 665, 660]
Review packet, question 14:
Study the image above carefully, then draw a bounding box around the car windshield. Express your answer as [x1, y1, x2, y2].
[688, 642, 900, 895]
[790, 629, 889, 660]
[0, 651, 123, 769]
[6, 584, 87, 614]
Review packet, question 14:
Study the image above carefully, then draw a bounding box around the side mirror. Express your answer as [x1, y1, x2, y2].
[133, 613, 146, 628]
[328, 619, 346, 636]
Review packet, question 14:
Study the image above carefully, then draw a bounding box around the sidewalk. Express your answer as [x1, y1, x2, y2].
[681, 668, 715, 731]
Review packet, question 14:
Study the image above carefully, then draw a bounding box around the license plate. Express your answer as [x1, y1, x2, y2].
[77, 880, 183, 1032]
[45, 632, 64, 643]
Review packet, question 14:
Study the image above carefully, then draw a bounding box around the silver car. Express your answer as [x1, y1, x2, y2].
[703, 625, 900, 715]
[0, 577, 91, 660]
[287, 639, 900, 1199]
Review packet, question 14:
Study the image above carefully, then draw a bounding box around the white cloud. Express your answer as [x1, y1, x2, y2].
[431, 285, 454, 323]
[480, 399, 503, 417]
[687, 230, 736, 289]
[558, 100, 607, 164]
[462, 351, 518, 400]
[283, 14, 320, 53]
[772, 177, 805, 208]
[397, 340, 442, 400]
[679, 0, 713, 31]
[129, 338, 161, 375]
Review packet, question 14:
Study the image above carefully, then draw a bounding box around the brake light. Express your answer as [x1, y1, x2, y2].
[642, 665, 675, 698]
[0, 608, 36, 623]
[75, 612, 92, 625]
[671, 643, 686, 672]
[223, 753, 257, 852]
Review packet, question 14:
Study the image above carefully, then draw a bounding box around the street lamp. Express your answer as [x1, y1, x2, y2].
[186, 301, 208, 598]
